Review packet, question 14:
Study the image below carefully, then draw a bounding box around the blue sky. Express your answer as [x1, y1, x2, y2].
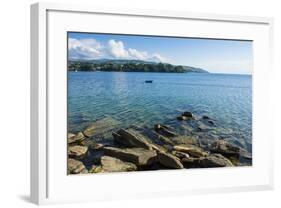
[68, 32, 253, 74]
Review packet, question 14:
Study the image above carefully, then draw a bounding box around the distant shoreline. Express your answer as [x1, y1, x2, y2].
[68, 59, 209, 73]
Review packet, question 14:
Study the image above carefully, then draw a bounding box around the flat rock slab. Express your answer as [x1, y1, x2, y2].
[199, 154, 234, 168]
[173, 144, 207, 158]
[101, 156, 137, 172]
[157, 151, 183, 169]
[68, 145, 88, 159]
[102, 147, 157, 166]
[83, 117, 121, 138]
[68, 158, 88, 174]
[68, 132, 85, 144]
[113, 129, 152, 150]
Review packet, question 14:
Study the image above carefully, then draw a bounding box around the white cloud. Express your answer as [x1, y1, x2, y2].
[69, 38, 167, 62]
[151, 53, 167, 62]
[107, 39, 129, 59]
[128, 48, 149, 60]
[68, 38, 103, 59]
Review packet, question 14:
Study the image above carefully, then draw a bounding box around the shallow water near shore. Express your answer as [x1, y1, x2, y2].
[68, 72, 252, 154]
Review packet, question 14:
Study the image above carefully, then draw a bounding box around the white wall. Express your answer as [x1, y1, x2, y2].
[0, 0, 280, 207]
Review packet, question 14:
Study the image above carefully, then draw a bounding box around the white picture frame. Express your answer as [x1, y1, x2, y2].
[30, 2, 274, 205]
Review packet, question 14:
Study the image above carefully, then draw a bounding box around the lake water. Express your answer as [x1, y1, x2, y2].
[68, 72, 252, 153]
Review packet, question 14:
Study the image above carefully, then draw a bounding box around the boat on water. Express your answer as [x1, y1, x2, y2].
[145, 80, 153, 83]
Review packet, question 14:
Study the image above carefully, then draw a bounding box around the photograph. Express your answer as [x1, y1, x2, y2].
[67, 32, 253, 174]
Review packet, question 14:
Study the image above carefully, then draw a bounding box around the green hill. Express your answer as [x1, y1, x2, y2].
[68, 59, 209, 73]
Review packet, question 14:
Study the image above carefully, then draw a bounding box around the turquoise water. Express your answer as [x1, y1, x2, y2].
[68, 72, 252, 152]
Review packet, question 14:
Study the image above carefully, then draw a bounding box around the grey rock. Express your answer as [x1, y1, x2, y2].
[68, 158, 88, 174]
[171, 135, 198, 145]
[173, 144, 208, 158]
[210, 140, 240, 157]
[101, 156, 137, 172]
[181, 157, 201, 168]
[113, 129, 153, 150]
[68, 132, 85, 144]
[102, 147, 157, 166]
[154, 124, 178, 137]
[171, 151, 190, 159]
[68, 145, 88, 159]
[83, 117, 121, 138]
[157, 151, 184, 169]
[80, 139, 103, 150]
[199, 154, 234, 167]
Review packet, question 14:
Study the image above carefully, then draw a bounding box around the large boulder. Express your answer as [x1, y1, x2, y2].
[102, 147, 157, 166]
[157, 151, 183, 169]
[210, 140, 240, 157]
[173, 144, 208, 158]
[113, 129, 152, 150]
[68, 145, 88, 159]
[68, 158, 88, 174]
[101, 156, 137, 172]
[68, 132, 85, 144]
[199, 154, 234, 168]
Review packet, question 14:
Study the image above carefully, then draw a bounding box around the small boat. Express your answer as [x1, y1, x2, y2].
[145, 80, 153, 83]
[75, 69, 78, 72]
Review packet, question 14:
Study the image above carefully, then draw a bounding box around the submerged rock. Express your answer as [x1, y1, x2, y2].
[83, 117, 121, 138]
[68, 132, 85, 144]
[197, 122, 212, 131]
[102, 147, 157, 166]
[154, 124, 178, 137]
[68, 158, 88, 174]
[210, 140, 240, 157]
[177, 116, 189, 121]
[101, 156, 137, 172]
[182, 111, 193, 118]
[199, 154, 234, 168]
[157, 151, 184, 169]
[171, 135, 198, 145]
[158, 135, 175, 146]
[173, 144, 208, 158]
[113, 129, 152, 150]
[202, 115, 210, 120]
[68, 145, 88, 159]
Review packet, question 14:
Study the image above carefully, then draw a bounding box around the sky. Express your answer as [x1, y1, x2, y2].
[68, 32, 253, 74]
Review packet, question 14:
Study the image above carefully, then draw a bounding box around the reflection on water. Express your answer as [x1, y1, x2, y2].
[68, 72, 252, 153]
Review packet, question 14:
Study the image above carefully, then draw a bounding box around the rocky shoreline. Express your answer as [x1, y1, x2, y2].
[67, 111, 252, 174]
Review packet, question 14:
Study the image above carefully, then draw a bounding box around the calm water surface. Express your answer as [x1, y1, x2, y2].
[68, 72, 252, 152]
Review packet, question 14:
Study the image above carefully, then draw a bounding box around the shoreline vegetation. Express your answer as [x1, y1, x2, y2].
[68, 59, 209, 73]
[67, 111, 252, 174]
